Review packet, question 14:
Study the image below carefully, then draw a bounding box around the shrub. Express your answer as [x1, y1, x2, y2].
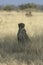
[4, 5, 13, 11]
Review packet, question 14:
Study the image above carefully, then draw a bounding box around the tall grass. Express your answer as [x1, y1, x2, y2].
[0, 34, 43, 65]
[0, 34, 43, 57]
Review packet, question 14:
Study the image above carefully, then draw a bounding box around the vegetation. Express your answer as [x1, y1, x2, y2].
[0, 34, 43, 65]
[19, 3, 37, 10]
[0, 5, 43, 65]
[0, 3, 43, 11]
[4, 5, 12, 11]
[3, 5, 18, 11]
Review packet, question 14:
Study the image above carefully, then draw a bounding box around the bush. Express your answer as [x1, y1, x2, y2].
[4, 5, 13, 11]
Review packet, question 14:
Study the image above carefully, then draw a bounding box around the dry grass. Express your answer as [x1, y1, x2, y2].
[0, 11, 43, 37]
[0, 11, 43, 65]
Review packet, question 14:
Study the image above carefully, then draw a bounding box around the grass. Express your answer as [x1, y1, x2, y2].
[0, 11, 43, 65]
[0, 34, 43, 65]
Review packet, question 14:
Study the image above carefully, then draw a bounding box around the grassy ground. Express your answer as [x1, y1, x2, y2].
[0, 11, 43, 65]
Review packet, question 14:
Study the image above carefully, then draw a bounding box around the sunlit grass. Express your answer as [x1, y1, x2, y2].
[0, 11, 43, 65]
